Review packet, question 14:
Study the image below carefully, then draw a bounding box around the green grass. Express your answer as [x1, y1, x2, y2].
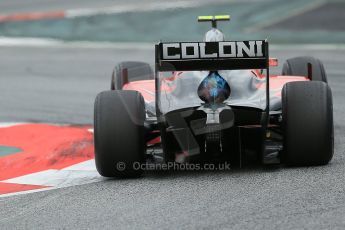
[0, 146, 22, 157]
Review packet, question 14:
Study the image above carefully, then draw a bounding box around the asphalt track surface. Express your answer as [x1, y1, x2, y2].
[0, 44, 345, 229]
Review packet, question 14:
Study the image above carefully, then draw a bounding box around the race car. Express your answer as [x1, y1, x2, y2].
[94, 15, 334, 177]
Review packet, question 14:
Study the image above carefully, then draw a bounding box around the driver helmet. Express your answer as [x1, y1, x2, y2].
[204, 28, 225, 42]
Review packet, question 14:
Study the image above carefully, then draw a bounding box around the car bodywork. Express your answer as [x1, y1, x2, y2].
[94, 15, 333, 179]
[121, 39, 310, 167]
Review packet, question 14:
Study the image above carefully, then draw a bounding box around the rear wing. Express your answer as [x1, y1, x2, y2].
[154, 40, 271, 130]
[155, 40, 268, 72]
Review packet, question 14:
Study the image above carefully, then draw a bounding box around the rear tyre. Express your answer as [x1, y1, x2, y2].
[94, 90, 146, 177]
[282, 56, 328, 83]
[282, 81, 334, 166]
[111, 61, 154, 90]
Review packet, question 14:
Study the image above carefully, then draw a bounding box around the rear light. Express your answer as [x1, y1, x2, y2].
[269, 58, 278, 67]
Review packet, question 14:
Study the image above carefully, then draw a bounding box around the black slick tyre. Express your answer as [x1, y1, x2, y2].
[94, 90, 146, 177]
[282, 81, 333, 166]
[282, 56, 328, 83]
[111, 61, 154, 90]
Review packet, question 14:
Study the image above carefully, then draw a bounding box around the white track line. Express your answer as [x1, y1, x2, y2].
[3, 169, 100, 187]
[65, 1, 199, 18]
[0, 37, 153, 49]
[0, 122, 76, 127]
[0, 122, 27, 128]
[65, 0, 273, 18]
